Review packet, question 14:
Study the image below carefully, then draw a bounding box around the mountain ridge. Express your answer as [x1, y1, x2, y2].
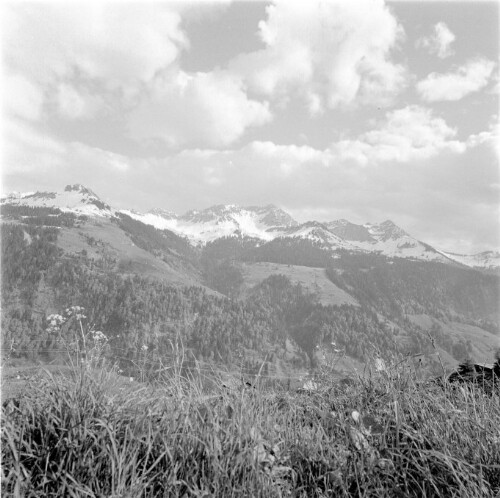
[2, 184, 498, 269]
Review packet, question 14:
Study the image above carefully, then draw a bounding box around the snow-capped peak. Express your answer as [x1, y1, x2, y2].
[121, 203, 298, 244]
[118, 205, 497, 267]
[2, 184, 498, 269]
[324, 218, 450, 263]
[367, 220, 409, 241]
[1, 185, 114, 217]
[64, 184, 99, 197]
[281, 221, 355, 250]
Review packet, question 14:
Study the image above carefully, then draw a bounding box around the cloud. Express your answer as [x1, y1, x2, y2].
[4, 4, 187, 90]
[55, 83, 105, 120]
[190, 105, 466, 170]
[128, 70, 272, 148]
[249, 141, 327, 164]
[3, 121, 131, 177]
[467, 118, 500, 158]
[68, 143, 131, 173]
[3, 3, 274, 147]
[416, 58, 496, 102]
[330, 105, 466, 164]
[4, 74, 45, 121]
[168, 105, 467, 170]
[2, 3, 188, 123]
[229, 0, 408, 111]
[416, 22, 455, 59]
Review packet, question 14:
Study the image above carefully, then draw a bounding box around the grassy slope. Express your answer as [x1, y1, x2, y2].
[2, 359, 499, 497]
[407, 314, 500, 366]
[240, 262, 359, 307]
[57, 218, 205, 288]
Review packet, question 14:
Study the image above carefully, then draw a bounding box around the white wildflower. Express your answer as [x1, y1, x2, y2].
[65, 306, 86, 318]
[91, 330, 107, 343]
[302, 380, 318, 391]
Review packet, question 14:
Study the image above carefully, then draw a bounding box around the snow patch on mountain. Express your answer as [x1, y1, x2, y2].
[121, 204, 298, 244]
[440, 251, 500, 270]
[327, 219, 452, 263]
[1, 184, 115, 217]
[3, 185, 498, 268]
[281, 221, 356, 250]
[121, 210, 178, 231]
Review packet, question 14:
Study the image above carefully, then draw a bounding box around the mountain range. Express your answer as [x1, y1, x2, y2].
[2, 184, 498, 270]
[1, 184, 499, 377]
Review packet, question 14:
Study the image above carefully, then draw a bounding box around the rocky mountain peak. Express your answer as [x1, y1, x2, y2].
[148, 208, 178, 219]
[370, 220, 408, 241]
[64, 184, 99, 198]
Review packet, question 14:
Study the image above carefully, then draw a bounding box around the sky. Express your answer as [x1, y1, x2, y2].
[1, 0, 499, 254]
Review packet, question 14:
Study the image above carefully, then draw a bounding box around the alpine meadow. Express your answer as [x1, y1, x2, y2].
[1, 1, 499, 497]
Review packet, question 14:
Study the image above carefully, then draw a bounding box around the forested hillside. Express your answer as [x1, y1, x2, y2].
[2, 210, 499, 377]
[1, 225, 397, 370]
[326, 252, 499, 324]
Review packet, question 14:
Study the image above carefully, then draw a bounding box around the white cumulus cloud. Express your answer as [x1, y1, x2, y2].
[2, 3, 188, 123]
[467, 118, 500, 158]
[4, 4, 187, 90]
[229, 0, 407, 112]
[220, 105, 467, 168]
[330, 105, 466, 164]
[416, 22, 456, 59]
[416, 58, 496, 102]
[128, 70, 272, 148]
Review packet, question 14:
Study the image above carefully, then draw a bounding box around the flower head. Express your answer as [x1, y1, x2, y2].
[46, 313, 65, 333]
[91, 330, 108, 344]
[65, 306, 87, 320]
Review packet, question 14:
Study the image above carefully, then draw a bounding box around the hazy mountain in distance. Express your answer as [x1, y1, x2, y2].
[1, 184, 498, 269]
[440, 250, 500, 271]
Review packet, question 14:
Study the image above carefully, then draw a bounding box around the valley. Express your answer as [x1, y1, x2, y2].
[1, 184, 499, 382]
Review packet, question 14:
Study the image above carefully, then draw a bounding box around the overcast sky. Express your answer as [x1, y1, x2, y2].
[2, 0, 499, 254]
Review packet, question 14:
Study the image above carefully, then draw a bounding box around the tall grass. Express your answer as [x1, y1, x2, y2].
[2, 355, 499, 497]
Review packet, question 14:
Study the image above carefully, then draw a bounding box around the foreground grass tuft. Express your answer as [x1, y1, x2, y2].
[2, 364, 499, 497]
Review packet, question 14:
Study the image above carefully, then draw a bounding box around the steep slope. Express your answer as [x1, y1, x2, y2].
[327, 219, 454, 264]
[2, 185, 498, 270]
[0, 189, 205, 288]
[121, 204, 298, 244]
[240, 262, 359, 307]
